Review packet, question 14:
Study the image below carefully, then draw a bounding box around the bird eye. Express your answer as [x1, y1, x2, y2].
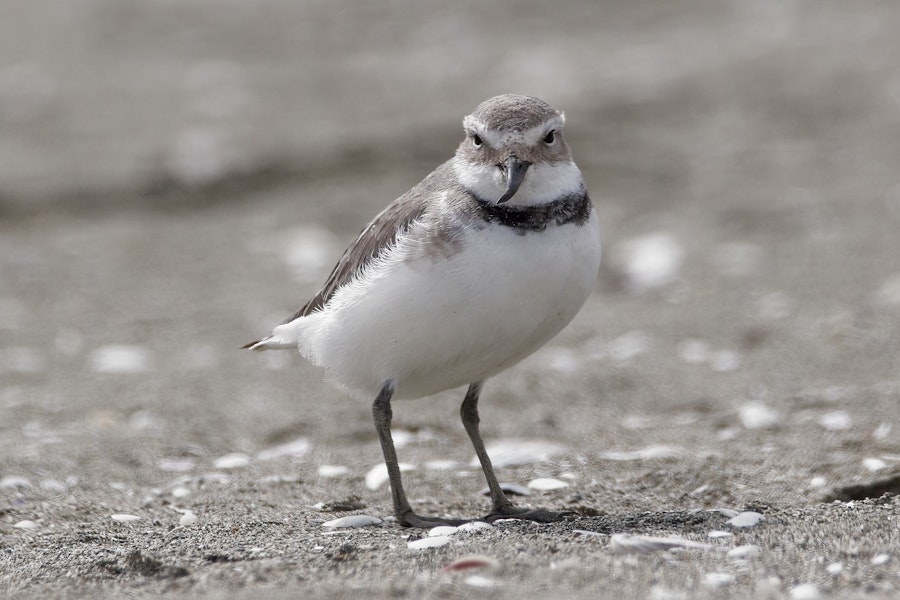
[472, 134, 483, 148]
[543, 130, 556, 144]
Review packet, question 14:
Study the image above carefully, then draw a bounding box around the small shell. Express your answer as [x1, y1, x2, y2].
[527, 477, 569, 491]
[408, 535, 452, 550]
[321, 515, 382, 529]
[726, 511, 765, 528]
[110, 514, 141, 523]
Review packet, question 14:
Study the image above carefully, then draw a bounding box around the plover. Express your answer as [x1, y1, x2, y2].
[244, 94, 602, 528]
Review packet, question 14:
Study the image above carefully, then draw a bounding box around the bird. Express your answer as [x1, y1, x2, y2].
[244, 94, 602, 528]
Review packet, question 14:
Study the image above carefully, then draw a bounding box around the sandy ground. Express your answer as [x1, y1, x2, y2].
[2, 1, 900, 598]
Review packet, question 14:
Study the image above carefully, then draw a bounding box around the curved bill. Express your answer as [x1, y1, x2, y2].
[496, 156, 532, 204]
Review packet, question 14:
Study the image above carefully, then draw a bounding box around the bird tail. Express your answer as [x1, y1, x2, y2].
[241, 320, 304, 351]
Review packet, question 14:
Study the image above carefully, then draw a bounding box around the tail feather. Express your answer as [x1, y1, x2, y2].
[242, 321, 303, 351]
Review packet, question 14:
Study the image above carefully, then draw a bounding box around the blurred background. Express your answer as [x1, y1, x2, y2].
[2, 0, 900, 509]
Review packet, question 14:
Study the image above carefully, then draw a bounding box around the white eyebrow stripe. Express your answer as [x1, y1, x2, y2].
[461, 115, 566, 148]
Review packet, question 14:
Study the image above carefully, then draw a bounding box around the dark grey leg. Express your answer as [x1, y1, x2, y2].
[460, 381, 573, 523]
[372, 379, 466, 528]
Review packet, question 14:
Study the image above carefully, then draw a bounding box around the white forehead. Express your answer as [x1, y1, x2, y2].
[463, 113, 566, 148]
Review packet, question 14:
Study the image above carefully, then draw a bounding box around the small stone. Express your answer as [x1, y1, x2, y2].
[527, 477, 569, 491]
[179, 512, 198, 527]
[318, 465, 349, 478]
[871, 553, 890, 566]
[727, 511, 765, 528]
[213, 453, 250, 469]
[111, 514, 141, 523]
[863, 457, 886, 472]
[818, 411, 851, 431]
[13, 520, 37, 529]
[463, 575, 495, 588]
[826, 562, 842, 576]
[789, 583, 821, 600]
[408, 535, 451, 550]
[428, 526, 458, 537]
[738, 401, 780, 429]
[0, 475, 32, 489]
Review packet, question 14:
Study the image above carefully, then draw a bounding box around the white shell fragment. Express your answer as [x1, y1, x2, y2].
[474, 439, 565, 468]
[862, 457, 886, 472]
[318, 465, 349, 478]
[608, 533, 711, 555]
[739, 401, 780, 429]
[365, 463, 414, 490]
[213, 453, 250, 469]
[527, 477, 569, 491]
[179, 512, 198, 527]
[871, 553, 890, 566]
[13, 520, 37, 529]
[322, 515, 383, 529]
[790, 583, 822, 600]
[818, 411, 852, 431]
[428, 526, 459, 537]
[256, 437, 311, 460]
[89, 344, 152, 374]
[727, 511, 765, 528]
[408, 536, 452, 550]
[110, 514, 141, 522]
[458, 521, 493, 533]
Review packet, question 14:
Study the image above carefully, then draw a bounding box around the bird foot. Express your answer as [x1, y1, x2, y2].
[397, 511, 469, 529]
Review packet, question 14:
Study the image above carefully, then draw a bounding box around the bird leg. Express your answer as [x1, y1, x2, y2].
[372, 380, 467, 528]
[460, 381, 573, 523]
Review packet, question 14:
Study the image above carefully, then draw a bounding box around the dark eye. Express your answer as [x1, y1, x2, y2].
[472, 134, 483, 148]
[543, 130, 556, 144]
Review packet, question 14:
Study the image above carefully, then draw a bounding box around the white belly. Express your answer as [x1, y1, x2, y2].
[289, 212, 601, 399]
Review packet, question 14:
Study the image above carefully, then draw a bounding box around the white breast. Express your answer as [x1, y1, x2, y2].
[284, 211, 601, 399]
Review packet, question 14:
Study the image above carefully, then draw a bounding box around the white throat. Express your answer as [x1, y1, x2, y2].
[453, 159, 584, 207]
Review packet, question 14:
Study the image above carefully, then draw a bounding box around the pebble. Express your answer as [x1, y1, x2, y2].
[727, 511, 765, 528]
[13, 520, 37, 529]
[862, 457, 886, 472]
[318, 465, 349, 478]
[677, 338, 710, 364]
[89, 344, 152, 374]
[809, 476, 827, 488]
[826, 562, 843, 575]
[157, 457, 197, 472]
[322, 515, 382, 529]
[738, 401, 780, 429]
[424, 460, 459, 470]
[473, 440, 564, 468]
[213, 453, 250, 469]
[818, 411, 852, 431]
[463, 575, 495, 588]
[789, 583, 821, 600]
[407, 535, 451, 550]
[110, 514, 141, 523]
[608, 533, 711, 555]
[428, 526, 459, 537]
[610, 232, 684, 293]
[179, 512, 198, 527]
[527, 477, 569, 491]
[457, 521, 492, 533]
[256, 437, 311, 460]
[871, 553, 890, 565]
[365, 463, 414, 490]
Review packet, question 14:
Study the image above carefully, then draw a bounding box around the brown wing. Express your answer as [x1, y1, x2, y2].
[278, 162, 456, 323]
